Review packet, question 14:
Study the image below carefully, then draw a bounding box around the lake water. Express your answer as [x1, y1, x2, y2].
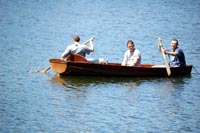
[1, 0, 200, 132]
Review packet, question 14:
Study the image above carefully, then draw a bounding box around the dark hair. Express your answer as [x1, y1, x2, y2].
[172, 38, 179, 46]
[73, 35, 80, 42]
[127, 40, 134, 46]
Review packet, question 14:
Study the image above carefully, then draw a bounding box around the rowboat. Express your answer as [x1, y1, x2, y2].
[49, 54, 192, 77]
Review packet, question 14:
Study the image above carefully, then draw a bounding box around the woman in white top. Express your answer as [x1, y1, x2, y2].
[121, 40, 141, 66]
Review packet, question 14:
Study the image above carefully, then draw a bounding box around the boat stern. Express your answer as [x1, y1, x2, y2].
[49, 59, 67, 75]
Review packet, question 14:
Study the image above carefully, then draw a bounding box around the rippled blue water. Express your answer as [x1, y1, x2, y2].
[1, 0, 200, 132]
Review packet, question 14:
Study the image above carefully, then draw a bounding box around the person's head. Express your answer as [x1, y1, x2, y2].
[127, 40, 135, 52]
[73, 35, 80, 42]
[171, 38, 179, 51]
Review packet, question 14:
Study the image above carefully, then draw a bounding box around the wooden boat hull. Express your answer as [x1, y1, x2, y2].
[49, 59, 192, 77]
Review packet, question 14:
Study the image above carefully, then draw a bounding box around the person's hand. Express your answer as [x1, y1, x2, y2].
[161, 49, 167, 54]
[90, 37, 94, 41]
[61, 57, 66, 60]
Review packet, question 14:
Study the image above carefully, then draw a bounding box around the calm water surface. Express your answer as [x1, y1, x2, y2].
[1, 0, 200, 132]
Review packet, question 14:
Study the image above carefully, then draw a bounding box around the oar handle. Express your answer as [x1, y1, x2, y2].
[82, 37, 94, 45]
[158, 37, 165, 53]
[158, 37, 163, 47]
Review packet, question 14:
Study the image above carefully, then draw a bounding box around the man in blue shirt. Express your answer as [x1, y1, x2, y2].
[158, 38, 186, 67]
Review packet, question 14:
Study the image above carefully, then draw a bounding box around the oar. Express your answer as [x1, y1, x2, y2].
[158, 37, 171, 76]
[40, 66, 51, 73]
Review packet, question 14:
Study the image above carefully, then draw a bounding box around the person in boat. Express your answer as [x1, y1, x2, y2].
[158, 38, 186, 67]
[61, 35, 94, 60]
[121, 40, 141, 66]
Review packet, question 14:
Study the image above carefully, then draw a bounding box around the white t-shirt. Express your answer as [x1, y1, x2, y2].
[122, 49, 141, 66]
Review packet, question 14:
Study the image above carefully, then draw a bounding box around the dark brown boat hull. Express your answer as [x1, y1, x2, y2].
[49, 59, 192, 77]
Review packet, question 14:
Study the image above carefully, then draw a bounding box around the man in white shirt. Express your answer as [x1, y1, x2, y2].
[121, 40, 141, 66]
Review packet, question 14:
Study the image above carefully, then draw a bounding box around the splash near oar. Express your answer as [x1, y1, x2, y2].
[28, 66, 50, 74]
[40, 66, 51, 73]
[28, 70, 40, 73]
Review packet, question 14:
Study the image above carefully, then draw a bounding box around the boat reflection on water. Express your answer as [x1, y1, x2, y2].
[50, 75, 191, 90]
[50, 76, 144, 89]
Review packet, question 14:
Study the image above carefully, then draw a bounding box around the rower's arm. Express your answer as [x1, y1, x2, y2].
[164, 51, 177, 56]
[89, 39, 94, 52]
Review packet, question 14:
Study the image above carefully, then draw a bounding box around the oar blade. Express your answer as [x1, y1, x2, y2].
[40, 66, 51, 73]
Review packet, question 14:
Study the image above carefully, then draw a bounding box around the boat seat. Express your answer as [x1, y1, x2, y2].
[66, 54, 88, 63]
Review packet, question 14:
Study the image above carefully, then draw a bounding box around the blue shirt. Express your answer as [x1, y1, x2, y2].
[166, 47, 186, 67]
